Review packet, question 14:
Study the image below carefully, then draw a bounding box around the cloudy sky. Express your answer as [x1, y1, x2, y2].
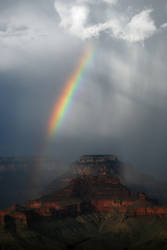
[0, 0, 167, 178]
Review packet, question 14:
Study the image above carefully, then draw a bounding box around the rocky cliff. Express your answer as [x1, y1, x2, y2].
[1, 154, 167, 232]
[1, 155, 167, 250]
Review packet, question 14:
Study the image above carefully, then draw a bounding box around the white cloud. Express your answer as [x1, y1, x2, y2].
[83, 9, 156, 43]
[121, 9, 157, 42]
[75, 0, 118, 4]
[91, 9, 157, 43]
[54, 1, 89, 37]
[103, 0, 118, 5]
[161, 23, 167, 29]
[81, 19, 121, 39]
[54, 1, 157, 43]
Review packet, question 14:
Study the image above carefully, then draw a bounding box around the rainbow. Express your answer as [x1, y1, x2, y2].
[48, 44, 95, 138]
[28, 45, 95, 191]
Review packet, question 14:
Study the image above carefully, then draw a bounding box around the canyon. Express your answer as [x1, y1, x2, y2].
[1, 154, 167, 231]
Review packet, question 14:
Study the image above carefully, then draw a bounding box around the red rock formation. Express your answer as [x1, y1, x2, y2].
[2, 155, 167, 227]
[35, 207, 53, 216]
[154, 207, 167, 215]
[91, 200, 134, 212]
[0, 211, 8, 224]
[73, 154, 120, 177]
[10, 213, 27, 225]
[0, 211, 27, 226]
[43, 203, 62, 209]
[2, 199, 167, 227]
[25, 201, 42, 209]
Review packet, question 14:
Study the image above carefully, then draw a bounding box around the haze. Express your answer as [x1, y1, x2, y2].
[0, 0, 167, 179]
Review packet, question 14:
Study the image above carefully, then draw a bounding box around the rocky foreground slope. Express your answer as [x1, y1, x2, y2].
[1, 155, 167, 250]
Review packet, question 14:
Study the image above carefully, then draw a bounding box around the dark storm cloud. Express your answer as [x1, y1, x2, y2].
[0, 0, 167, 179]
[0, 0, 20, 9]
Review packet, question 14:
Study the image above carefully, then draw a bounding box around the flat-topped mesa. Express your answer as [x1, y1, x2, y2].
[79, 155, 118, 163]
[73, 154, 120, 177]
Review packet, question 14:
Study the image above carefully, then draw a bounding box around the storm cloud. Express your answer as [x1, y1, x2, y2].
[0, 0, 167, 179]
